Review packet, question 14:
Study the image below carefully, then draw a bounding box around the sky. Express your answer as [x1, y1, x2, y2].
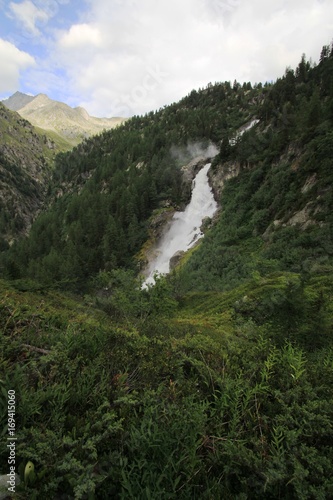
[0, 0, 333, 118]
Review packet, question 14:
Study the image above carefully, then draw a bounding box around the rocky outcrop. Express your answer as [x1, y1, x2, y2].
[148, 209, 176, 241]
[170, 250, 185, 270]
[181, 156, 210, 183]
[263, 203, 323, 242]
[136, 208, 175, 270]
[301, 174, 317, 194]
[200, 213, 220, 232]
[208, 160, 241, 199]
[287, 206, 317, 228]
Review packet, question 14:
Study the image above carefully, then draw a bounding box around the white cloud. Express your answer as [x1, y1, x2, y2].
[8, 0, 50, 36]
[0, 38, 35, 93]
[50, 0, 333, 117]
[59, 24, 103, 50]
[7, 0, 333, 117]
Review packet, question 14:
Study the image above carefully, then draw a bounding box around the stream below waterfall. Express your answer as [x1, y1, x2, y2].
[143, 163, 218, 287]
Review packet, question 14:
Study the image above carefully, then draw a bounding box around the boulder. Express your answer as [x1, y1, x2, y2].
[169, 250, 185, 270]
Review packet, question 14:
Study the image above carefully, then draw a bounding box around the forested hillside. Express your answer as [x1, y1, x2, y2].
[180, 50, 333, 291]
[0, 44, 333, 499]
[0, 103, 57, 247]
[0, 79, 262, 287]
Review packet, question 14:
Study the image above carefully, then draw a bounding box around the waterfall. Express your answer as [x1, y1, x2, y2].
[143, 163, 218, 287]
[230, 119, 260, 145]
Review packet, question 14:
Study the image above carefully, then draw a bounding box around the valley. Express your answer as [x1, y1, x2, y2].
[0, 44, 333, 499]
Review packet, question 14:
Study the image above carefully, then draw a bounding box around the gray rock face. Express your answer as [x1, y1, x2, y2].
[208, 160, 241, 200]
[169, 250, 185, 270]
[2, 91, 35, 111]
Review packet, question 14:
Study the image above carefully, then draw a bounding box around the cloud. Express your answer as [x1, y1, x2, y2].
[51, 0, 333, 117]
[0, 38, 35, 93]
[55, 0, 224, 116]
[5, 0, 333, 117]
[58, 23, 103, 50]
[8, 0, 50, 36]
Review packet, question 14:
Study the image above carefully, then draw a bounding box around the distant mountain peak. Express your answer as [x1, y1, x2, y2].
[2, 91, 35, 112]
[74, 106, 90, 120]
[2, 92, 126, 147]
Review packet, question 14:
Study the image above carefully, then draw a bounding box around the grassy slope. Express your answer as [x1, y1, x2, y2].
[33, 126, 75, 152]
[0, 269, 332, 498]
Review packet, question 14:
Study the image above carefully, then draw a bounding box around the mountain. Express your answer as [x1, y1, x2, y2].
[2, 90, 35, 111]
[2, 47, 333, 291]
[3, 48, 333, 289]
[1, 79, 260, 285]
[0, 103, 58, 247]
[0, 43, 333, 499]
[2, 92, 126, 147]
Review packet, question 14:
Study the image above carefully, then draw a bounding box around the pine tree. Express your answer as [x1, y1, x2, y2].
[296, 54, 309, 83]
[127, 214, 140, 252]
[220, 131, 231, 161]
[103, 215, 118, 263]
[320, 44, 330, 64]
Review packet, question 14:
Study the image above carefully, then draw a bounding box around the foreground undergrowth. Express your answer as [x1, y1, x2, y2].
[1, 272, 332, 499]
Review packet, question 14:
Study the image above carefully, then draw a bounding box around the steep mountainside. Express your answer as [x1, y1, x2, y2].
[0, 103, 57, 246]
[1, 80, 261, 285]
[2, 92, 126, 147]
[179, 51, 333, 291]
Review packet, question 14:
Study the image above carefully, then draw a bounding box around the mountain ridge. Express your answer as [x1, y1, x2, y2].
[2, 91, 126, 147]
[2, 91, 35, 111]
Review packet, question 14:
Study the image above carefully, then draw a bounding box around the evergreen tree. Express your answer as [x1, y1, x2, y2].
[219, 131, 232, 161]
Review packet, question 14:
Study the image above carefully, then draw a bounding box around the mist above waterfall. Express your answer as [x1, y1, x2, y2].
[170, 141, 219, 165]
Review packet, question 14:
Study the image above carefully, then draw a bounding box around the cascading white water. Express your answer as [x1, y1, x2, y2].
[143, 163, 218, 287]
[230, 119, 260, 145]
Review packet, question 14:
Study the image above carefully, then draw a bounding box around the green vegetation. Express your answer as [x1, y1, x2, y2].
[1, 269, 332, 498]
[0, 44, 333, 498]
[181, 48, 333, 292]
[33, 126, 75, 153]
[0, 103, 65, 244]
